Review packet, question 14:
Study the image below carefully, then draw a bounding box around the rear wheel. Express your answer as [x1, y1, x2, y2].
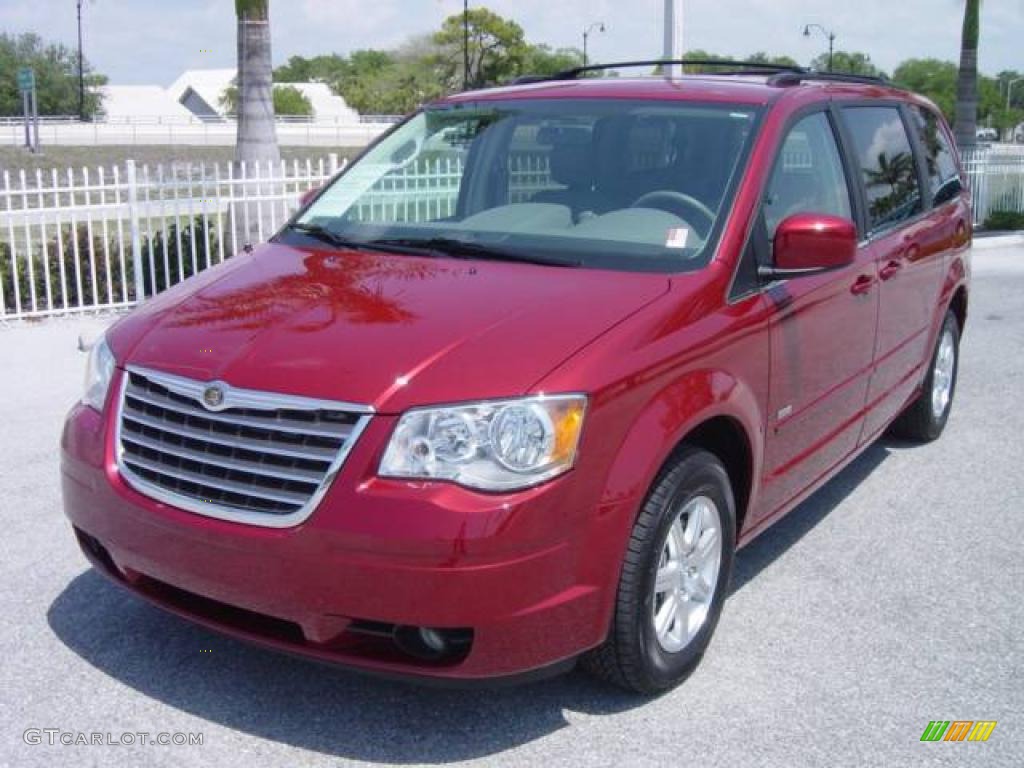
[891, 310, 960, 442]
[583, 447, 735, 693]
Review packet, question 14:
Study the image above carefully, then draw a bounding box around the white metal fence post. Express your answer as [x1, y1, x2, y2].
[126, 159, 145, 302]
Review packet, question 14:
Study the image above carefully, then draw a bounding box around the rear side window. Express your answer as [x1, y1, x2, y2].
[842, 106, 923, 232]
[763, 112, 853, 238]
[907, 106, 962, 206]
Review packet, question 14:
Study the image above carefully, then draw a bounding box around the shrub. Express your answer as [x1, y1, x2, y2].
[983, 209, 1024, 231]
[1, 216, 221, 316]
[140, 217, 221, 296]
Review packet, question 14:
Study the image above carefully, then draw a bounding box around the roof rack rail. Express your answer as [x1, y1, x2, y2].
[537, 59, 803, 82]
[510, 59, 891, 89]
[767, 70, 890, 87]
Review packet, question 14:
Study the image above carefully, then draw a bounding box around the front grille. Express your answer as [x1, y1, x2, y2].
[116, 367, 372, 526]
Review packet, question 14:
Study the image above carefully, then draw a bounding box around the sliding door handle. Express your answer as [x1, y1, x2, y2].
[850, 275, 875, 295]
[879, 260, 903, 281]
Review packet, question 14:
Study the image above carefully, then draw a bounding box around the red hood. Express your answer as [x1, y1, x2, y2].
[109, 242, 669, 412]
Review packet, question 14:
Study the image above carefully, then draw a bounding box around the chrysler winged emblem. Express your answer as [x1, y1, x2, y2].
[202, 385, 225, 409]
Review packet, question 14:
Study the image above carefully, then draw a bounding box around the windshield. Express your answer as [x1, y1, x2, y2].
[288, 99, 760, 272]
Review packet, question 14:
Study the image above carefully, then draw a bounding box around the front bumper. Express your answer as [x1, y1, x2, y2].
[60, 384, 627, 681]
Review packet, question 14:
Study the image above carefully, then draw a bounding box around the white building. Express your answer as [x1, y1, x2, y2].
[166, 69, 359, 122]
[99, 85, 195, 121]
[167, 68, 236, 121]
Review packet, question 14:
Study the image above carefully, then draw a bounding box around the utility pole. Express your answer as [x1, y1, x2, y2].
[463, 0, 470, 89]
[77, 0, 85, 120]
[663, 0, 683, 78]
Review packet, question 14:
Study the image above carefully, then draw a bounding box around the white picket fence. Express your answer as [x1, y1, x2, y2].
[2, 145, 1022, 321]
[0, 156, 341, 320]
[962, 147, 1024, 225]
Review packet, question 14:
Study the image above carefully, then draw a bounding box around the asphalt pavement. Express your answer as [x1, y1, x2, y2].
[1, 243, 1021, 767]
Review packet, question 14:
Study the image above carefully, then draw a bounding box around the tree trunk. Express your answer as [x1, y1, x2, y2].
[234, 0, 280, 250]
[954, 0, 980, 149]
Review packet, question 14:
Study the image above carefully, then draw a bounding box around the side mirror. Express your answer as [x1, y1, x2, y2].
[759, 213, 857, 280]
[299, 186, 321, 208]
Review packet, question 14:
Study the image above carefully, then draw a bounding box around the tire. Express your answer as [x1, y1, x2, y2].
[890, 310, 960, 442]
[582, 447, 736, 694]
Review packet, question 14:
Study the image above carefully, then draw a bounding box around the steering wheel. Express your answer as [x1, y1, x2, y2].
[630, 190, 715, 238]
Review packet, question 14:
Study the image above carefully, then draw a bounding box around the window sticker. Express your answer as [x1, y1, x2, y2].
[665, 228, 689, 249]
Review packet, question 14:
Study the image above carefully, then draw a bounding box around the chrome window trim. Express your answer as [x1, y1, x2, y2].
[114, 365, 374, 529]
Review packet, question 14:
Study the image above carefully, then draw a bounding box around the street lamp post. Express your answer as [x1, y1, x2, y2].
[802, 23, 836, 72]
[77, 0, 85, 120]
[463, 0, 470, 89]
[1007, 78, 1024, 111]
[582, 21, 605, 69]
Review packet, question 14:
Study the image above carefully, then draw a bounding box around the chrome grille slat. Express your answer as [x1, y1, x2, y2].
[116, 367, 373, 527]
[121, 431, 326, 485]
[122, 454, 313, 506]
[124, 386, 356, 439]
[121, 409, 341, 462]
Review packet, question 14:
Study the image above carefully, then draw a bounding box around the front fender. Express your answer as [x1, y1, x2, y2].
[570, 367, 765, 643]
[598, 369, 764, 515]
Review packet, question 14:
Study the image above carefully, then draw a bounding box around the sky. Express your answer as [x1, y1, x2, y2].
[0, 0, 1021, 85]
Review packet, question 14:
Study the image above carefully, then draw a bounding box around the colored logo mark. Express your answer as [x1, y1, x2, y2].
[920, 721, 997, 742]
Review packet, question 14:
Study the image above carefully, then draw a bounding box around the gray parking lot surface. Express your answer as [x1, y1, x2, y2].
[1, 245, 1021, 767]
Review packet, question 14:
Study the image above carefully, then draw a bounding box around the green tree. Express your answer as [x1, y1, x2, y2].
[274, 54, 350, 87]
[273, 85, 313, 116]
[521, 45, 583, 77]
[810, 50, 886, 77]
[745, 52, 799, 67]
[434, 9, 528, 89]
[274, 50, 409, 114]
[893, 59, 959, 119]
[994, 70, 1024, 109]
[273, 55, 315, 82]
[0, 32, 105, 117]
[365, 37, 446, 114]
[220, 84, 312, 116]
[954, 0, 981, 147]
[334, 49, 400, 113]
[677, 50, 731, 74]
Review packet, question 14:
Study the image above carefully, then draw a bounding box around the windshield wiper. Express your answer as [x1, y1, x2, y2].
[286, 222, 426, 256]
[369, 237, 582, 268]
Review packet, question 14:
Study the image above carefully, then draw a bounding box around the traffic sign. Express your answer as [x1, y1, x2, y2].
[17, 67, 35, 94]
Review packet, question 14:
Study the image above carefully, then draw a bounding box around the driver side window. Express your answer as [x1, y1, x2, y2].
[763, 112, 853, 239]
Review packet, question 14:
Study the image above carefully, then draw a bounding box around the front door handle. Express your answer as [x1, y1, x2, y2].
[879, 259, 903, 281]
[850, 274, 875, 295]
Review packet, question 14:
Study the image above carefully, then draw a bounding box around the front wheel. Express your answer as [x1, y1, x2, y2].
[890, 310, 960, 442]
[582, 447, 736, 693]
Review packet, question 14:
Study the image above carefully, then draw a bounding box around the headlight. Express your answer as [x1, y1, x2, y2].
[83, 336, 115, 412]
[379, 395, 587, 491]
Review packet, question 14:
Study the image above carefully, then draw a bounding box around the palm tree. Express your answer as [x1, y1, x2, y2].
[953, 0, 980, 148]
[234, 0, 280, 247]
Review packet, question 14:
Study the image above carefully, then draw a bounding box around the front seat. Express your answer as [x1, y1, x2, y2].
[532, 128, 611, 218]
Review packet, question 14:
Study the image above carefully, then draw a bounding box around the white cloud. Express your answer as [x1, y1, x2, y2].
[0, 0, 1019, 84]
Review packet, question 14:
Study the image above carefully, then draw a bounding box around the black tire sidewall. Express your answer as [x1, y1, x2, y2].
[633, 451, 736, 689]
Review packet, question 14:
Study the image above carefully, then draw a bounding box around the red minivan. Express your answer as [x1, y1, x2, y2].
[62, 62, 971, 693]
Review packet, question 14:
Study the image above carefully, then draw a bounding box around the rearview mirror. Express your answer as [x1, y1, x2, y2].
[759, 213, 857, 280]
